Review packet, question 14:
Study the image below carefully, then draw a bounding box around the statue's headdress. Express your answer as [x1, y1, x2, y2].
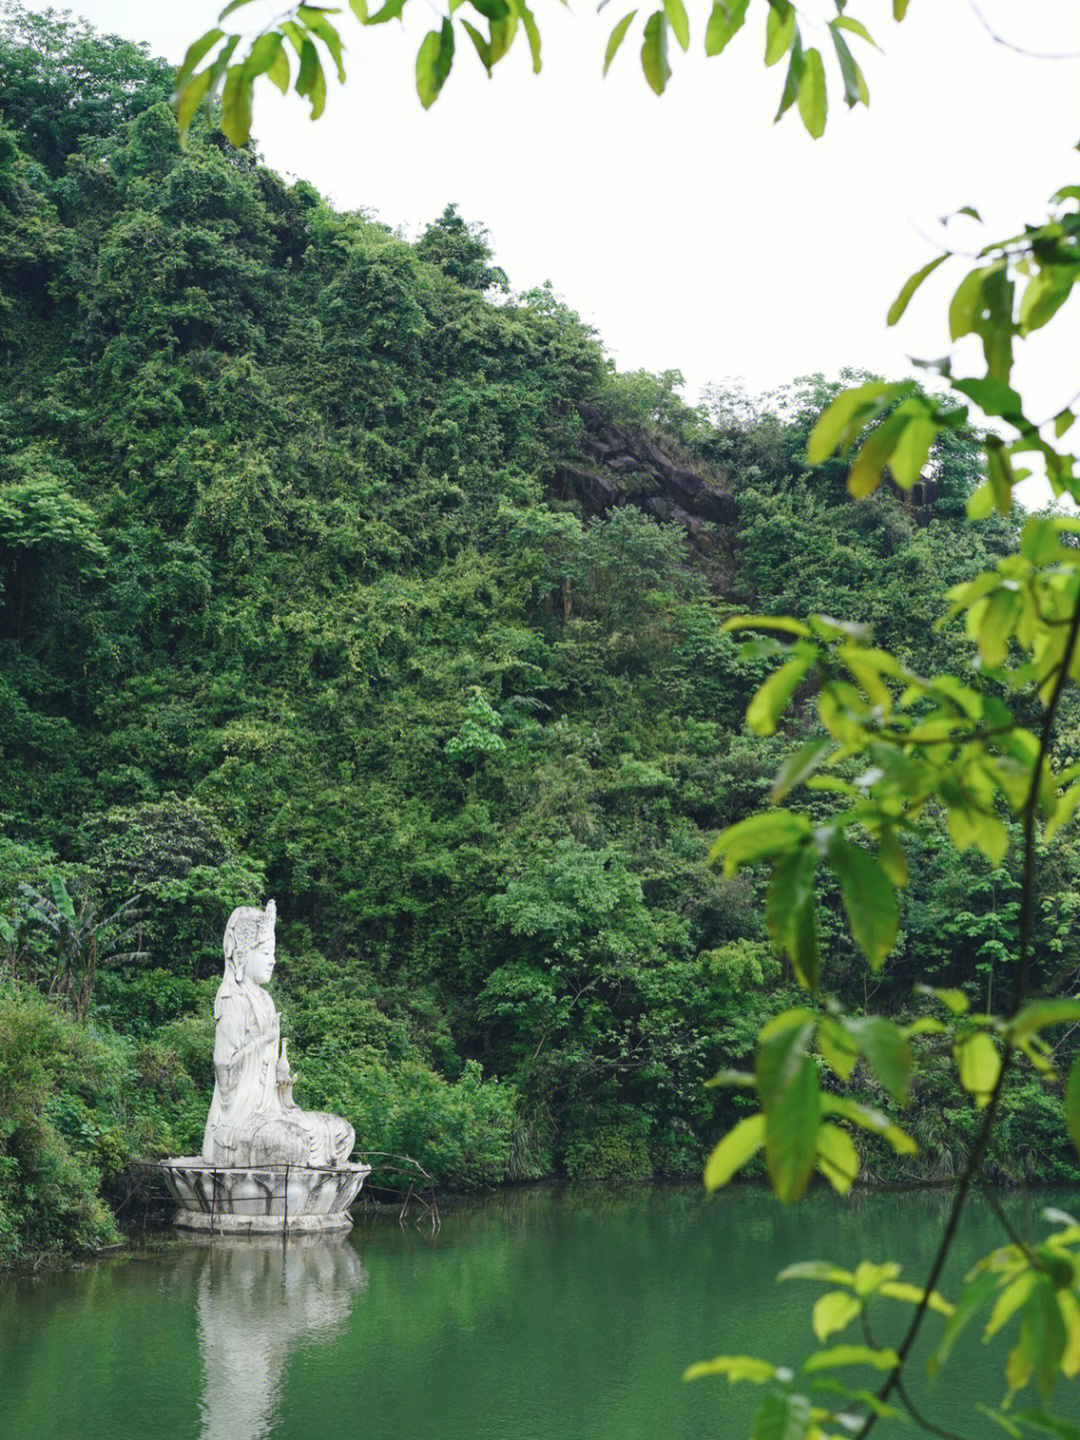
[222, 899, 276, 981]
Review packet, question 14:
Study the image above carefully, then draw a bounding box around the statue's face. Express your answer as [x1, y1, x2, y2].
[246, 933, 276, 986]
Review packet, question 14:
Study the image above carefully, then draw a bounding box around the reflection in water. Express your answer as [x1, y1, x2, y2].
[2, 1185, 1061, 1440]
[181, 1236, 366, 1440]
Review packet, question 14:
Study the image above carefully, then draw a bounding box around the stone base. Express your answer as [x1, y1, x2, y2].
[159, 1158, 370, 1234]
[173, 1208, 355, 1234]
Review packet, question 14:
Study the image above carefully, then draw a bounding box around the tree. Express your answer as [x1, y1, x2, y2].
[416, 204, 509, 294]
[171, 4, 1080, 1438]
[0, 4, 172, 175]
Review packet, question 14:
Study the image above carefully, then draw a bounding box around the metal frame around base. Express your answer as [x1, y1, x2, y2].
[159, 1158, 371, 1234]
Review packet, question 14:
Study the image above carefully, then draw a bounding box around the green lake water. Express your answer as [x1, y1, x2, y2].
[0, 1185, 1071, 1440]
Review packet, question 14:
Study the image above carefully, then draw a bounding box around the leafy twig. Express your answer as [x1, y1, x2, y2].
[857, 579, 1080, 1437]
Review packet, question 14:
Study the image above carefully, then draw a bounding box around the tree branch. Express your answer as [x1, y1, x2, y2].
[855, 577, 1080, 1438]
[966, 2, 1080, 61]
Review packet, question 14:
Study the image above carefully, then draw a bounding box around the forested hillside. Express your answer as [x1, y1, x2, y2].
[2, 7, 1078, 1264]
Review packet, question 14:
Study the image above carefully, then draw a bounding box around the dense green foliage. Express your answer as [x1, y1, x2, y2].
[1, 9, 1079, 1269]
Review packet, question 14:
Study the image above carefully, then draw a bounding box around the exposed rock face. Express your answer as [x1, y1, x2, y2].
[551, 402, 737, 592]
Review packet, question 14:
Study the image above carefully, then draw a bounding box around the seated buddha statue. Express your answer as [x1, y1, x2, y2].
[201, 901, 355, 1169]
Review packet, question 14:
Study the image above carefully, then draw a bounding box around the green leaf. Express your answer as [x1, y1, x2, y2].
[1030, 1281, 1068, 1399]
[978, 265, 1015, 383]
[174, 28, 225, 95]
[847, 411, 910, 499]
[987, 1272, 1038, 1340]
[747, 655, 810, 735]
[299, 6, 347, 81]
[887, 253, 949, 326]
[928, 1269, 999, 1376]
[905, 1017, 946, 1037]
[829, 26, 867, 109]
[771, 737, 833, 802]
[50, 874, 76, 924]
[416, 20, 455, 108]
[757, 1008, 817, 1112]
[764, 2, 795, 66]
[640, 11, 671, 95]
[765, 1055, 821, 1202]
[948, 266, 984, 341]
[662, 0, 689, 51]
[705, 1068, 757, 1089]
[468, 0, 510, 18]
[724, 615, 811, 637]
[366, 0, 408, 22]
[806, 379, 910, 465]
[812, 1289, 862, 1342]
[779, 1260, 855, 1285]
[710, 809, 810, 874]
[954, 1031, 1002, 1106]
[518, 0, 542, 71]
[878, 1280, 954, 1316]
[294, 35, 322, 106]
[821, 1094, 916, 1154]
[1011, 1000, 1080, 1042]
[1047, 781, 1080, 842]
[753, 1389, 811, 1440]
[487, 12, 518, 65]
[461, 19, 493, 72]
[815, 1123, 859, 1195]
[1011, 1411, 1080, 1440]
[951, 376, 1024, 419]
[878, 827, 909, 887]
[916, 984, 970, 1015]
[603, 11, 637, 75]
[220, 64, 254, 145]
[983, 436, 1015, 515]
[852, 1260, 901, 1297]
[774, 29, 804, 121]
[818, 1017, 858, 1081]
[810, 1381, 906, 1421]
[1019, 268, 1076, 335]
[704, 1113, 766, 1191]
[175, 67, 214, 133]
[826, 835, 898, 968]
[684, 1354, 776, 1384]
[887, 409, 937, 487]
[267, 40, 291, 93]
[1066, 1054, 1080, 1158]
[844, 1016, 911, 1103]
[796, 47, 826, 138]
[803, 1344, 900, 1372]
[832, 17, 877, 46]
[766, 845, 819, 989]
[949, 263, 1003, 341]
[705, 0, 749, 56]
[0, 915, 14, 945]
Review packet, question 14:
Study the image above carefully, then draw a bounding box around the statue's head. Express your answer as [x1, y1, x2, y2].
[223, 900, 276, 985]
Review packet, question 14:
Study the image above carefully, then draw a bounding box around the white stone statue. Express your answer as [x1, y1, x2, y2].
[201, 900, 355, 1169]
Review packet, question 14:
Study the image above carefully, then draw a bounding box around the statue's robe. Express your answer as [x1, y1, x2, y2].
[202, 977, 354, 1168]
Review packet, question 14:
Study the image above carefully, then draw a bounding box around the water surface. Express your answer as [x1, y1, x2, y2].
[0, 1185, 1067, 1440]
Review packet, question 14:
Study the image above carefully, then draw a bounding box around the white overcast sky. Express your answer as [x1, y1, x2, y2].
[44, 2, 1080, 427]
